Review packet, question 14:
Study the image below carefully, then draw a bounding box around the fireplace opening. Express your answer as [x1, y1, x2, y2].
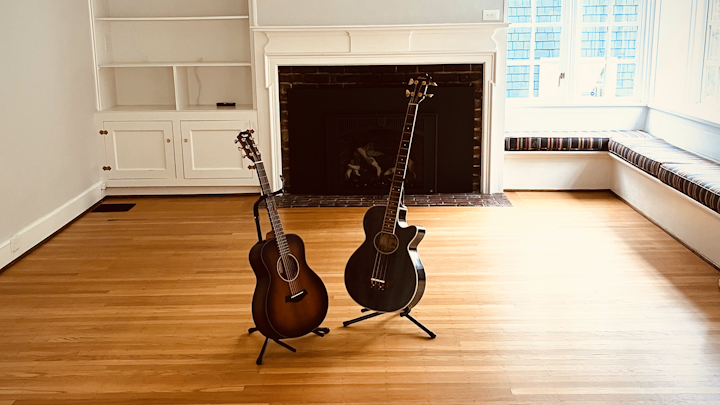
[280, 64, 482, 195]
[327, 113, 436, 194]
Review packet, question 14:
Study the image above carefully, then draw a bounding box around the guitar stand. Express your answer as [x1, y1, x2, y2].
[248, 327, 330, 365]
[247, 188, 331, 365]
[343, 308, 436, 339]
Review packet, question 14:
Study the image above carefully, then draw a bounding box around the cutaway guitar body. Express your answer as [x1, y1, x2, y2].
[249, 234, 329, 339]
[345, 205, 426, 313]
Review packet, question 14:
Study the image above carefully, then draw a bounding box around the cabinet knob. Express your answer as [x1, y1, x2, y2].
[184, 139, 188, 142]
[166, 139, 170, 143]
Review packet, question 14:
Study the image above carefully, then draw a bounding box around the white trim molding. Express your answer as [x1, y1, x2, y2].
[251, 23, 508, 194]
[0, 182, 104, 270]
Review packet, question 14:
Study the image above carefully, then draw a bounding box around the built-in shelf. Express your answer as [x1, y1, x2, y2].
[99, 62, 252, 68]
[91, 0, 254, 113]
[95, 16, 249, 21]
[101, 105, 179, 112]
[180, 104, 255, 111]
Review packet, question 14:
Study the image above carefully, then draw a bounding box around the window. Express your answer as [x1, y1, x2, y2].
[701, 0, 720, 103]
[507, 0, 564, 99]
[506, 0, 646, 103]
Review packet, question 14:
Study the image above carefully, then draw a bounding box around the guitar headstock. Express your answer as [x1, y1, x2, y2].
[235, 129, 261, 163]
[405, 73, 437, 103]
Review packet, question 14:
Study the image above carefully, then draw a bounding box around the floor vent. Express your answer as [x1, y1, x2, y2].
[92, 203, 136, 213]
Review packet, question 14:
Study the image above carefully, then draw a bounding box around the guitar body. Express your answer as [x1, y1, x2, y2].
[249, 234, 329, 339]
[344, 205, 426, 313]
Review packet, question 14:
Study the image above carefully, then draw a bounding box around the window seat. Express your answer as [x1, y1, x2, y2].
[505, 130, 652, 151]
[504, 130, 720, 267]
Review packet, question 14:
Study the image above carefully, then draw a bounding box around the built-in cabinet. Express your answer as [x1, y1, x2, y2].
[91, 0, 258, 192]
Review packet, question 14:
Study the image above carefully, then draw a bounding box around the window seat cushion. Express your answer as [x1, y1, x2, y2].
[609, 138, 711, 177]
[657, 162, 720, 215]
[505, 130, 653, 151]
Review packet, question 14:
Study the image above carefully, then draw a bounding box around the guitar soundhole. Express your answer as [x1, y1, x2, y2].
[373, 232, 399, 255]
[276, 254, 300, 282]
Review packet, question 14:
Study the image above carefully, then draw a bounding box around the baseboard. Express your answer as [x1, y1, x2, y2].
[0, 182, 104, 271]
[105, 186, 260, 196]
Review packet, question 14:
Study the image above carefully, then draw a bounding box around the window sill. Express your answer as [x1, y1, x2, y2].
[506, 102, 647, 108]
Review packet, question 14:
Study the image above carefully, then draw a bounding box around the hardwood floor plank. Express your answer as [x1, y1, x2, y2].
[1, 192, 719, 404]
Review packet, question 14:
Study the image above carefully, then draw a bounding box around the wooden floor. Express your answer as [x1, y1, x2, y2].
[1, 191, 719, 405]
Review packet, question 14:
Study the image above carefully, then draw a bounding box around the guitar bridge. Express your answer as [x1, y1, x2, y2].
[286, 289, 307, 303]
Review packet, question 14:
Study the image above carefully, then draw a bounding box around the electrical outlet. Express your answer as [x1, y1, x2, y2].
[10, 236, 20, 253]
[483, 9, 501, 21]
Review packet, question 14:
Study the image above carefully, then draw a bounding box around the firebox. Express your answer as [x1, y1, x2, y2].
[326, 113, 437, 194]
[282, 65, 479, 195]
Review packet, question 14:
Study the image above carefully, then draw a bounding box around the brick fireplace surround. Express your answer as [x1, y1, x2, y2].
[278, 64, 484, 193]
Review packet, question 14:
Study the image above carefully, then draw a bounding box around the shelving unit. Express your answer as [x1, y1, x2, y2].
[91, 0, 254, 111]
[91, 0, 259, 190]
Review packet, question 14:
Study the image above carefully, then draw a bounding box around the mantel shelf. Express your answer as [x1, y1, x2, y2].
[99, 62, 251, 68]
[95, 16, 249, 21]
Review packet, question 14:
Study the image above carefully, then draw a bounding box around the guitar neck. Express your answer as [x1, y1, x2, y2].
[255, 161, 288, 247]
[381, 101, 420, 233]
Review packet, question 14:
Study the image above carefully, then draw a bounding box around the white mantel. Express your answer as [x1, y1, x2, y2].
[251, 23, 508, 194]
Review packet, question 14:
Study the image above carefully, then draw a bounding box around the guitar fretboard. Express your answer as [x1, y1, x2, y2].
[381, 102, 419, 234]
[255, 161, 290, 256]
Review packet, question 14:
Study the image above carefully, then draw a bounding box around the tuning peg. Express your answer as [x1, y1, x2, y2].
[248, 129, 254, 134]
[405, 89, 410, 97]
[427, 94, 434, 98]
[234, 139, 239, 144]
[430, 81, 438, 86]
[408, 78, 415, 85]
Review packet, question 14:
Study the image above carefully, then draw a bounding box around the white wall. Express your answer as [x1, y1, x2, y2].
[255, 0, 505, 26]
[0, 0, 101, 266]
[505, 106, 648, 131]
[647, 0, 720, 160]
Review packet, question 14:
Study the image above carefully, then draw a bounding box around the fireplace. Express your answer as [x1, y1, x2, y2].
[279, 64, 481, 194]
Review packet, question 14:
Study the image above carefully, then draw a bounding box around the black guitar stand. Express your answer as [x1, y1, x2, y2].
[343, 308, 436, 339]
[247, 189, 330, 365]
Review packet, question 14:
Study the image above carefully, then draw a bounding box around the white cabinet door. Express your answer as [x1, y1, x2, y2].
[103, 121, 175, 180]
[180, 120, 254, 179]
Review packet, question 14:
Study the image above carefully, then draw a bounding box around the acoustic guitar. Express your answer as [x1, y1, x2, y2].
[344, 75, 436, 313]
[236, 130, 329, 339]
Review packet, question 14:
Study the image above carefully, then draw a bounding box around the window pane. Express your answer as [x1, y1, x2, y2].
[713, 0, 720, 21]
[581, 27, 608, 57]
[507, 65, 531, 98]
[533, 65, 540, 97]
[536, 0, 562, 23]
[616, 63, 636, 97]
[577, 64, 607, 97]
[708, 25, 720, 63]
[535, 27, 561, 59]
[702, 65, 719, 101]
[508, 0, 532, 23]
[583, 0, 609, 23]
[508, 27, 532, 60]
[613, 0, 638, 23]
[611, 26, 638, 59]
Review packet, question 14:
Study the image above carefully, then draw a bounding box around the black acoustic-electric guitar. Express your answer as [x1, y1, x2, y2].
[236, 130, 329, 340]
[344, 75, 436, 313]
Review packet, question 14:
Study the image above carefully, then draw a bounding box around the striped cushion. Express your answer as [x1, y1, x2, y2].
[609, 138, 711, 177]
[505, 130, 653, 151]
[658, 163, 720, 215]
